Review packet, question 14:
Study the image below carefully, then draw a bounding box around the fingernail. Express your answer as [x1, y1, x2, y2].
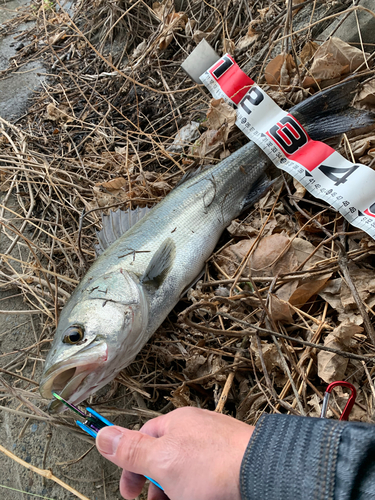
[97, 427, 123, 456]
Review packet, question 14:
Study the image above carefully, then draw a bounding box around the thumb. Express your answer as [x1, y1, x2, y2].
[96, 426, 156, 474]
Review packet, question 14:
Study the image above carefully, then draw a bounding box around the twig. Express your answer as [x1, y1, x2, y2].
[0, 444, 91, 500]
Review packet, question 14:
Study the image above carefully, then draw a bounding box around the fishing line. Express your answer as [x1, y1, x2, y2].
[0, 483, 56, 499]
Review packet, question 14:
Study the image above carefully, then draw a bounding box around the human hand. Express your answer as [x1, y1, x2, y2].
[96, 407, 254, 500]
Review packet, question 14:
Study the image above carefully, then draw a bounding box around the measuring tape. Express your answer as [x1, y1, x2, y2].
[199, 53, 375, 239]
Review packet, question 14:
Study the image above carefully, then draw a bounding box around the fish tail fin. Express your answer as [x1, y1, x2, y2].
[292, 79, 375, 141]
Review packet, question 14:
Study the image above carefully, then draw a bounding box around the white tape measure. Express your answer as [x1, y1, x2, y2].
[198, 53, 375, 239]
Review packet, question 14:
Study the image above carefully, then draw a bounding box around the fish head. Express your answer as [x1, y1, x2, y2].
[40, 269, 149, 413]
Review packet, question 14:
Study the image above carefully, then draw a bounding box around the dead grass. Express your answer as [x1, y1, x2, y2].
[1, 0, 375, 496]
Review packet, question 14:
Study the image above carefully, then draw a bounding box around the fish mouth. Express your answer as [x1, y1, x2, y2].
[40, 343, 108, 413]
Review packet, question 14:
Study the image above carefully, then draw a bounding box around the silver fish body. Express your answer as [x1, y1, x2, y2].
[40, 79, 374, 411]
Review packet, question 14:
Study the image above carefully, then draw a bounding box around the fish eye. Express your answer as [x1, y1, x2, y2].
[63, 325, 84, 344]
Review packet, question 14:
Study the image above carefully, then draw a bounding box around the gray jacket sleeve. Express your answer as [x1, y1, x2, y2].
[240, 414, 375, 500]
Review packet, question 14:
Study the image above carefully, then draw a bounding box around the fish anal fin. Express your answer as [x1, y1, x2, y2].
[95, 206, 151, 257]
[241, 174, 276, 212]
[141, 238, 176, 287]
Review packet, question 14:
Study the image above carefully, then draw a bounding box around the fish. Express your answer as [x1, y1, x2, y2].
[39, 79, 375, 412]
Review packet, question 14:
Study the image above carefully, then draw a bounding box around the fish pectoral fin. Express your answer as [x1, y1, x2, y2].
[95, 206, 152, 257]
[141, 238, 176, 287]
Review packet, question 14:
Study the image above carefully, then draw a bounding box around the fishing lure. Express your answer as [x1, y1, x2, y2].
[52, 392, 163, 491]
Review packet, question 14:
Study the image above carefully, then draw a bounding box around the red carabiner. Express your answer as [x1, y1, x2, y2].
[320, 381, 357, 421]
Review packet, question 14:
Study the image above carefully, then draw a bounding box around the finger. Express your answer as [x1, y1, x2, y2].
[140, 415, 167, 438]
[96, 426, 156, 475]
[147, 481, 170, 500]
[120, 469, 146, 499]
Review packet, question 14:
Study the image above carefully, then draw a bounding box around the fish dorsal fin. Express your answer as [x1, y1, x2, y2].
[141, 238, 176, 287]
[95, 207, 151, 256]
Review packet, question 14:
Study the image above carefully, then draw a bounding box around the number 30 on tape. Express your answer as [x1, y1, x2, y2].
[200, 54, 375, 238]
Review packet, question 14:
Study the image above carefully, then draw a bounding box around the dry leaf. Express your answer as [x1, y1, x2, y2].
[206, 98, 236, 140]
[153, 1, 188, 51]
[266, 90, 287, 107]
[46, 103, 73, 122]
[189, 128, 225, 159]
[152, 0, 174, 20]
[264, 53, 296, 89]
[183, 354, 227, 388]
[236, 21, 260, 50]
[97, 177, 127, 192]
[226, 220, 259, 238]
[216, 239, 255, 277]
[317, 321, 363, 383]
[299, 40, 319, 65]
[354, 78, 375, 110]
[291, 237, 326, 269]
[303, 38, 369, 88]
[349, 136, 375, 159]
[293, 178, 306, 199]
[289, 274, 331, 308]
[189, 99, 236, 158]
[250, 338, 283, 373]
[184, 18, 196, 36]
[223, 38, 235, 55]
[167, 385, 195, 408]
[307, 393, 324, 418]
[250, 233, 298, 277]
[192, 30, 210, 44]
[270, 293, 294, 323]
[132, 40, 147, 59]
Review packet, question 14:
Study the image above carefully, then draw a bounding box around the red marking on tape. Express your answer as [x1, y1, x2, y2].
[209, 55, 254, 105]
[290, 141, 334, 172]
[365, 208, 375, 218]
[265, 114, 334, 171]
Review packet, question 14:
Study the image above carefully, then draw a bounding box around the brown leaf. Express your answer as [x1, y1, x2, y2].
[223, 38, 235, 54]
[299, 40, 319, 65]
[250, 338, 286, 381]
[227, 220, 259, 238]
[152, 0, 174, 20]
[97, 177, 127, 192]
[159, 12, 188, 50]
[304, 38, 369, 88]
[215, 239, 255, 277]
[289, 274, 332, 308]
[183, 354, 227, 388]
[264, 53, 296, 89]
[317, 322, 363, 383]
[250, 233, 298, 277]
[293, 178, 306, 199]
[354, 78, 375, 110]
[167, 385, 195, 408]
[270, 293, 294, 323]
[340, 264, 375, 309]
[46, 103, 72, 122]
[205, 98, 236, 142]
[236, 21, 260, 50]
